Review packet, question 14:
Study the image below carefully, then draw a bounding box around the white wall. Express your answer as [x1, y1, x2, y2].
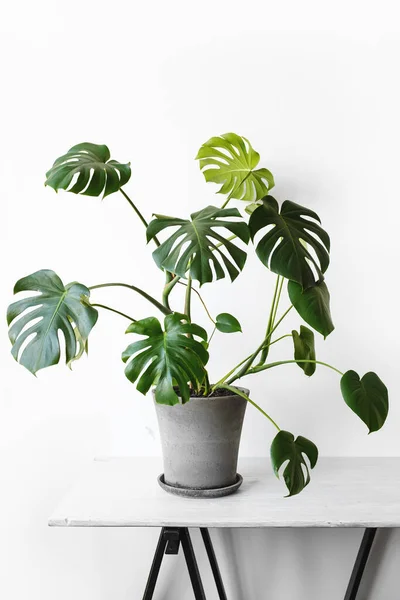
[1, 0, 400, 598]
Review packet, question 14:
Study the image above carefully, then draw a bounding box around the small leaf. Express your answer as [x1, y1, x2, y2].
[45, 142, 131, 198]
[122, 313, 209, 405]
[292, 325, 316, 376]
[196, 132, 274, 201]
[7, 269, 98, 374]
[288, 280, 334, 338]
[270, 430, 318, 497]
[249, 196, 330, 290]
[340, 370, 389, 433]
[215, 313, 242, 333]
[147, 205, 250, 285]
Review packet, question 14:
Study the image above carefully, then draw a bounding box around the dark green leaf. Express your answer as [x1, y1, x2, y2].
[215, 313, 242, 333]
[340, 370, 389, 433]
[288, 280, 334, 338]
[146, 205, 250, 285]
[249, 196, 330, 290]
[122, 313, 209, 405]
[45, 142, 131, 198]
[292, 325, 316, 376]
[270, 430, 318, 497]
[196, 132, 274, 201]
[7, 269, 98, 374]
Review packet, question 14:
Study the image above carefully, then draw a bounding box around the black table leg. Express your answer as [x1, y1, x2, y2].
[142, 528, 168, 600]
[181, 528, 207, 599]
[344, 527, 377, 600]
[200, 528, 228, 600]
[142, 527, 227, 599]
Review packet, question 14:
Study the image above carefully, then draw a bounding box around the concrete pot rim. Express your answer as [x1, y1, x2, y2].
[152, 386, 249, 405]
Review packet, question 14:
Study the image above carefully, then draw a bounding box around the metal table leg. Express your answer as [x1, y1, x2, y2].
[142, 527, 227, 600]
[200, 528, 228, 600]
[344, 527, 377, 600]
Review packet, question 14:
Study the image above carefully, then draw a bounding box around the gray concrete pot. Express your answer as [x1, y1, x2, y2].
[153, 387, 248, 492]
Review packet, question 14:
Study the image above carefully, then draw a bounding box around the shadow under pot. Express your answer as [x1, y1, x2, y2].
[153, 387, 248, 498]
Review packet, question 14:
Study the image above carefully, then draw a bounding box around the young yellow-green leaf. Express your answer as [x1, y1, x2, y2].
[122, 313, 209, 405]
[196, 133, 274, 201]
[270, 430, 318, 497]
[45, 142, 131, 198]
[7, 269, 98, 374]
[340, 370, 389, 433]
[146, 206, 250, 285]
[215, 313, 242, 333]
[249, 197, 330, 290]
[288, 280, 334, 338]
[292, 325, 316, 376]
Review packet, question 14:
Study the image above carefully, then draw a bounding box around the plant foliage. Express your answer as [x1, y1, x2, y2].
[270, 430, 318, 496]
[7, 270, 98, 374]
[196, 132, 274, 201]
[122, 313, 209, 405]
[45, 142, 131, 197]
[147, 206, 250, 285]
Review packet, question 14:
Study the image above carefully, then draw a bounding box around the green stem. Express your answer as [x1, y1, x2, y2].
[184, 274, 192, 321]
[225, 305, 293, 385]
[162, 275, 180, 310]
[119, 189, 161, 247]
[89, 282, 171, 316]
[259, 275, 283, 365]
[178, 282, 216, 325]
[248, 359, 344, 376]
[213, 333, 291, 389]
[208, 326, 216, 345]
[90, 303, 136, 323]
[215, 384, 280, 431]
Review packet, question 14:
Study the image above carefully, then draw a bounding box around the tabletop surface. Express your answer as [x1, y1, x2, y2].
[48, 457, 400, 528]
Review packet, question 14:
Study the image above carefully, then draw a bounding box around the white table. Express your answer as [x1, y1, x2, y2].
[49, 457, 400, 599]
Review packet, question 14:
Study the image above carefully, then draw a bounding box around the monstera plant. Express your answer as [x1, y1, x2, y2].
[7, 134, 389, 496]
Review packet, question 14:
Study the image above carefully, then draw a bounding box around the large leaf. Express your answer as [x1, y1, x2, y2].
[270, 430, 318, 497]
[146, 205, 250, 285]
[45, 142, 131, 198]
[288, 280, 334, 338]
[7, 270, 98, 374]
[292, 325, 316, 376]
[196, 132, 274, 201]
[249, 196, 330, 289]
[340, 370, 389, 433]
[122, 313, 209, 405]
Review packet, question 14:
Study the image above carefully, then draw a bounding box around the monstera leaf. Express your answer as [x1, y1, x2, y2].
[288, 280, 334, 338]
[215, 313, 242, 333]
[249, 196, 330, 290]
[7, 270, 98, 374]
[270, 430, 319, 496]
[292, 325, 316, 376]
[146, 206, 250, 285]
[196, 133, 274, 201]
[340, 370, 389, 433]
[122, 313, 209, 405]
[45, 142, 131, 198]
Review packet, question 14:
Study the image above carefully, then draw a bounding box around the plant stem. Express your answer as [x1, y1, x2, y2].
[162, 275, 180, 310]
[215, 383, 280, 431]
[225, 305, 293, 385]
[259, 275, 282, 365]
[248, 359, 344, 377]
[89, 282, 171, 316]
[208, 326, 216, 345]
[268, 333, 292, 346]
[184, 274, 192, 321]
[178, 282, 216, 325]
[90, 303, 136, 323]
[119, 189, 161, 247]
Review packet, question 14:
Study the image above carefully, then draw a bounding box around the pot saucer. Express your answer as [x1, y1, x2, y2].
[157, 473, 243, 498]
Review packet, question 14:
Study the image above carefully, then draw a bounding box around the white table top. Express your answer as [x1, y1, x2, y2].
[48, 457, 400, 528]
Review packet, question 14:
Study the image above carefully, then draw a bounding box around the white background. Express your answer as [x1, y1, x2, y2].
[1, 0, 400, 598]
